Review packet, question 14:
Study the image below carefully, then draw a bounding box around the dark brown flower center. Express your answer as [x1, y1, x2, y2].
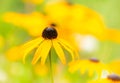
[50, 23, 57, 27]
[66, 0, 73, 6]
[108, 74, 120, 81]
[42, 27, 58, 39]
[89, 58, 99, 63]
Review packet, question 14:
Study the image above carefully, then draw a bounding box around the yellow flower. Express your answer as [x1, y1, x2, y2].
[3, 12, 78, 60]
[69, 58, 109, 77]
[45, 1, 120, 43]
[20, 26, 76, 65]
[4, 1, 106, 41]
[4, 1, 120, 44]
[88, 74, 120, 83]
[45, 1, 106, 40]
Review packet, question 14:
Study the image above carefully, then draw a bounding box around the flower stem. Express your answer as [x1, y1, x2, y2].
[49, 50, 54, 83]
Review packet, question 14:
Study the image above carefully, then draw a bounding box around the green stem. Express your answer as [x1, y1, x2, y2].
[49, 50, 54, 83]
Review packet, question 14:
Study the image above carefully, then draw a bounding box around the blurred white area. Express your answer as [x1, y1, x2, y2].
[101, 70, 110, 78]
[74, 34, 99, 52]
[0, 70, 8, 82]
[10, 63, 24, 76]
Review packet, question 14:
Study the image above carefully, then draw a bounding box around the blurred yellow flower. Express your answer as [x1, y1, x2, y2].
[45, 1, 106, 40]
[3, 1, 106, 41]
[69, 58, 110, 77]
[23, 0, 43, 4]
[45, 1, 70, 25]
[108, 60, 120, 75]
[21, 26, 76, 65]
[3, 12, 24, 26]
[3, 12, 79, 52]
[6, 46, 22, 61]
[3, 1, 120, 44]
[106, 28, 120, 43]
[3, 1, 120, 55]
[0, 36, 4, 49]
[88, 74, 120, 83]
[65, 4, 106, 40]
[33, 63, 48, 76]
[3, 12, 50, 37]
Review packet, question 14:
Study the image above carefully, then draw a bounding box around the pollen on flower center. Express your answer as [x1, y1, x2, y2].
[42, 27, 58, 39]
[108, 74, 120, 81]
[89, 58, 99, 63]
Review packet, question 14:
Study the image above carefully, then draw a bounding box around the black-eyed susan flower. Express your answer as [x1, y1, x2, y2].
[3, 1, 106, 41]
[69, 58, 110, 77]
[88, 74, 120, 83]
[45, 1, 106, 40]
[20, 26, 76, 65]
[3, 1, 120, 44]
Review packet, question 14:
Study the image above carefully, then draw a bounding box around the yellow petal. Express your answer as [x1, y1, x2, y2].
[32, 40, 52, 65]
[59, 39, 79, 59]
[58, 39, 74, 61]
[21, 37, 43, 63]
[31, 40, 44, 64]
[53, 40, 66, 64]
[22, 37, 42, 48]
[58, 39, 73, 50]
[40, 40, 52, 65]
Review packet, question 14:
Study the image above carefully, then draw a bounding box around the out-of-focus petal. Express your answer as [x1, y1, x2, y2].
[21, 37, 43, 63]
